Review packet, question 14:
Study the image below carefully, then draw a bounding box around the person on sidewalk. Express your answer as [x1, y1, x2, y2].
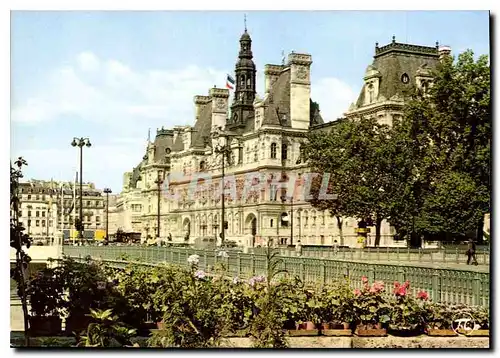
[466, 239, 478, 265]
[295, 240, 303, 256]
[333, 240, 339, 255]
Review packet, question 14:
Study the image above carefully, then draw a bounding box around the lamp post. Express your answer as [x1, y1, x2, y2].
[211, 127, 241, 248]
[281, 195, 294, 246]
[71, 137, 91, 241]
[154, 173, 164, 241]
[103, 188, 112, 241]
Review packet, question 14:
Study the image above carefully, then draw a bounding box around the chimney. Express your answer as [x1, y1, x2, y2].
[194, 95, 211, 121]
[264, 64, 285, 93]
[209, 87, 229, 131]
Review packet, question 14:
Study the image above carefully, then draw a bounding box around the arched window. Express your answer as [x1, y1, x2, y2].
[240, 75, 245, 87]
[368, 83, 374, 103]
[199, 161, 206, 171]
[281, 144, 288, 160]
[270, 143, 277, 159]
[247, 77, 252, 88]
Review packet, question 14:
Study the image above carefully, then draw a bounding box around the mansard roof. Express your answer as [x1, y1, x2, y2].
[191, 101, 213, 149]
[354, 39, 440, 108]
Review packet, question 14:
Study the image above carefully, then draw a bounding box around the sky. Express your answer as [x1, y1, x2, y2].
[10, 10, 490, 193]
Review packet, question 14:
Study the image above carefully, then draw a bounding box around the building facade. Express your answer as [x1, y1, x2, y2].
[118, 32, 450, 248]
[17, 180, 106, 242]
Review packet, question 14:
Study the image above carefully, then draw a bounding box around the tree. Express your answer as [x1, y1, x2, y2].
[10, 157, 32, 346]
[393, 50, 491, 243]
[304, 118, 400, 246]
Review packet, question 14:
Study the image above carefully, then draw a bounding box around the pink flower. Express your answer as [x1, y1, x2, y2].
[353, 288, 361, 296]
[403, 280, 410, 289]
[394, 285, 407, 297]
[369, 286, 377, 293]
[417, 290, 429, 301]
[361, 276, 368, 283]
[394, 281, 400, 289]
[372, 281, 385, 293]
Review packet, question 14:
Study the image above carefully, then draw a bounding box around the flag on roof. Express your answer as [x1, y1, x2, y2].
[226, 74, 235, 90]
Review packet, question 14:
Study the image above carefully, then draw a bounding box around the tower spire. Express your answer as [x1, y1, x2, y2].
[244, 13, 247, 32]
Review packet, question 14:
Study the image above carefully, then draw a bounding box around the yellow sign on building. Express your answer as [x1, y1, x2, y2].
[94, 230, 106, 241]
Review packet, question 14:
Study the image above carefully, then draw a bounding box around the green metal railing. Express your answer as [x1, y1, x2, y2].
[261, 246, 490, 265]
[63, 245, 490, 308]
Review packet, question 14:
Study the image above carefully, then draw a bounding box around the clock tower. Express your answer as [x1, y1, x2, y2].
[227, 27, 256, 131]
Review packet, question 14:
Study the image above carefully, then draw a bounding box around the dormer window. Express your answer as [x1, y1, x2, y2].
[368, 83, 375, 103]
[401, 73, 410, 84]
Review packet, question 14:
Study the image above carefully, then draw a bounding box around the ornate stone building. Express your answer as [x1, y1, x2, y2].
[17, 180, 106, 242]
[119, 33, 450, 248]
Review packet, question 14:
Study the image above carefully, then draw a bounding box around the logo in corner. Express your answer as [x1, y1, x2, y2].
[451, 312, 479, 336]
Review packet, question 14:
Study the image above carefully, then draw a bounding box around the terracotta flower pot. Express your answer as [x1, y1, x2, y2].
[321, 322, 352, 337]
[426, 328, 458, 337]
[297, 321, 316, 330]
[355, 323, 387, 337]
[30, 315, 62, 336]
[156, 321, 165, 330]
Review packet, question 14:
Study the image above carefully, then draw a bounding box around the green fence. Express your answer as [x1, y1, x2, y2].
[260, 246, 490, 265]
[62, 245, 490, 308]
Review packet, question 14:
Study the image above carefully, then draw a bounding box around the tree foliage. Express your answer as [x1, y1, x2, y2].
[392, 50, 490, 243]
[11, 157, 32, 345]
[304, 50, 490, 246]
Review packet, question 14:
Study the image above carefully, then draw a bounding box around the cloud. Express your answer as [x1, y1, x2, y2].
[77, 52, 100, 72]
[12, 51, 227, 128]
[311, 77, 358, 122]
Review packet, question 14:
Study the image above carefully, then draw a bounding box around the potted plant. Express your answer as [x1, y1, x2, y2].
[26, 267, 64, 336]
[296, 286, 320, 335]
[149, 264, 231, 348]
[424, 302, 458, 336]
[319, 281, 354, 336]
[388, 282, 426, 336]
[274, 278, 307, 335]
[352, 277, 390, 336]
[213, 276, 254, 337]
[452, 304, 490, 337]
[468, 305, 489, 336]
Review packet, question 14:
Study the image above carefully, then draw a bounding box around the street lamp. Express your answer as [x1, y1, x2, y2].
[211, 127, 241, 248]
[281, 195, 294, 246]
[103, 188, 112, 241]
[71, 137, 91, 241]
[154, 173, 164, 241]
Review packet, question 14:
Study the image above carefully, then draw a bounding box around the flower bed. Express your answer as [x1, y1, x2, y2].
[21, 255, 489, 348]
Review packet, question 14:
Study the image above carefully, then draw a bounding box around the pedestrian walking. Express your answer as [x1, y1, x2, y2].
[333, 239, 339, 255]
[466, 239, 478, 265]
[295, 240, 303, 256]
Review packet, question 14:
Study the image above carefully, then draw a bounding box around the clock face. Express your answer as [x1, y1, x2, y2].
[401, 73, 410, 84]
